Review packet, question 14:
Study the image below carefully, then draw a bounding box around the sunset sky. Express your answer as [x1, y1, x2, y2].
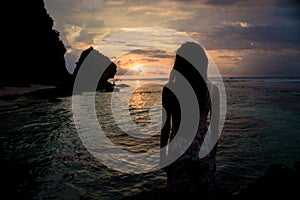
[44, 0, 300, 77]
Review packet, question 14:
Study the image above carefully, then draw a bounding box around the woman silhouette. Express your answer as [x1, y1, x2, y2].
[160, 42, 220, 199]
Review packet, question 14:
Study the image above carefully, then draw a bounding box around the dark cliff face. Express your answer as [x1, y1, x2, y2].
[1, 0, 68, 86]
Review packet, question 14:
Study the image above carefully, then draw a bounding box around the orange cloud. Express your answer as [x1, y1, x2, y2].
[115, 49, 175, 70]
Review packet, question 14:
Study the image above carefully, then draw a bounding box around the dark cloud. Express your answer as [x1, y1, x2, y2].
[46, 0, 105, 14]
[74, 29, 100, 43]
[131, 49, 174, 58]
[147, 70, 168, 76]
[141, 58, 160, 62]
[45, 0, 79, 15]
[276, 0, 300, 8]
[84, 18, 105, 28]
[206, 24, 300, 50]
[237, 50, 300, 77]
[246, 26, 300, 48]
[205, 0, 244, 6]
[123, 69, 143, 75]
[274, 0, 300, 20]
[171, 0, 199, 1]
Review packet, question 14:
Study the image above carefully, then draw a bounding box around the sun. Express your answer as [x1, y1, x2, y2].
[132, 65, 147, 73]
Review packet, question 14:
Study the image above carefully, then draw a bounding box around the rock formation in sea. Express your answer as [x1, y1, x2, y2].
[1, 0, 68, 86]
[61, 46, 117, 94]
[233, 162, 300, 200]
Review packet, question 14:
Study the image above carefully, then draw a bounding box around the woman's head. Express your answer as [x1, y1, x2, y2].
[173, 42, 208, 81]
[169, 41, 210, 110]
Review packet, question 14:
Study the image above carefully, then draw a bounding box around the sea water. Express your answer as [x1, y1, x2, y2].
[0, 78, 299, 199]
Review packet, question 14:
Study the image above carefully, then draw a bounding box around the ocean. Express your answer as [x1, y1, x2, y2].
[0, 78, 300, 199]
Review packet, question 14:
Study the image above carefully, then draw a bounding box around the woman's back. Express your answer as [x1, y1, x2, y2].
[160, 42, 219, 199]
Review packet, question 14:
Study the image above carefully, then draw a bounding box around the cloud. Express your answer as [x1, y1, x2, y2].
[64, 23, 82, 43]
[83, 18, 105, 28]
[208, 24, 300, 50]
[223, 21, 252, 28]
[272, 0, 300, 21]
[45, 0, 300, 77]
[141, 58, 160, 62]
[115, 61, 171, 77]
[275, 0, 300, 9]
[45, 0, 106, 43]
[106, 0, 125, 5]
[131, 49, 174, 58]
[45, 0, 80, 15]
[205, 0, 247, 6]
[116, 58, 135, 67]
[122, 68, 143, 75]
[115, 66, 128, 75]
[238, 49, 300, 77]
[147, 70, 168, 76]
[74, 29, 101, 44]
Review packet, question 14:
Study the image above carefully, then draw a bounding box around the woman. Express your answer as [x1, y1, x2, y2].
[160, 42, 220, 199]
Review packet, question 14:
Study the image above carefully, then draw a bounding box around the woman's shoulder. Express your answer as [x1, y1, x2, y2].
[162, 82, 172, 92]
[162, 83, 177, 100]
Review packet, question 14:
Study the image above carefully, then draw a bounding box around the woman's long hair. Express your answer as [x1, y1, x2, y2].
[169, 42, 209, 112]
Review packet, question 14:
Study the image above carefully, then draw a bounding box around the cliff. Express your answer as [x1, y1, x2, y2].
[0, 0, 117, 96]
[1, 0, 68, 86]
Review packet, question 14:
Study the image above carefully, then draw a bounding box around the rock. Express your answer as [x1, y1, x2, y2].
[1, 0, 68, 87]
[65, 46, 117, 94]
[234, 163, 300, 200]
[0, 1, 118, 98]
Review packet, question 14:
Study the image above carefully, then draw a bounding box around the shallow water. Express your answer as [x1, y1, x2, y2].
[0, 79, 299, 199]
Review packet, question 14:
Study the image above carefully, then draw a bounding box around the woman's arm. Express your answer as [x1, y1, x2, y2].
[160, 87, 171, 148]
[160, 86, 172, 169]
[200, 84, 220, 158]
